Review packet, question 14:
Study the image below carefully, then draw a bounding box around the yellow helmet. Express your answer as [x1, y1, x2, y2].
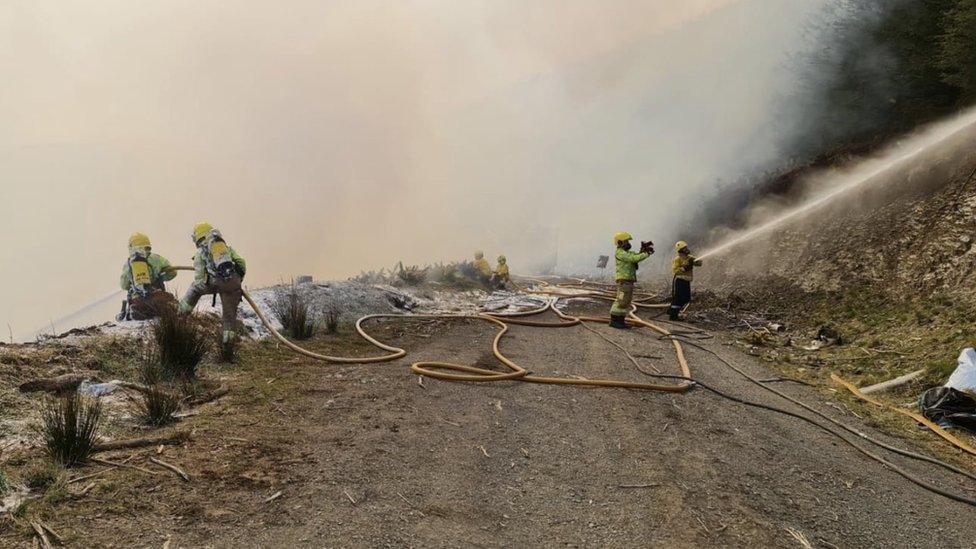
[192, 222, 214, 243]
[474, 251, 484, 260]
[497, 255, 506, 263]
[675, 240, 689, 252]
[128, 232, 151, 249]
[613, 232, 632, 245]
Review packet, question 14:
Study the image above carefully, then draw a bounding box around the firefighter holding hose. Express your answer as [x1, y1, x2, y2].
[118, 233, 178, 320]
[178, 222, 247, 343]
[609, 232, 654, 329]
[669, 241, 702, 321]
[491, 254, 511, 290]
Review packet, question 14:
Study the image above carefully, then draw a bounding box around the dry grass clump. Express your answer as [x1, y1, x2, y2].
[271, 282, 316, 340]
[41, 393, 102, 467]
[152, 311, 208, 379]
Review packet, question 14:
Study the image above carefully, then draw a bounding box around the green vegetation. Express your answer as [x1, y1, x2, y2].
[152, 312, 209, 379]
[40, 393, 102, 467]
[271, 283, 316, 340]
[135, 384, 181, 427]
[795, 0, 976, 157]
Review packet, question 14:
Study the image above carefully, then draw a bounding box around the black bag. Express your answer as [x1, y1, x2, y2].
[919, 386, 976, 431]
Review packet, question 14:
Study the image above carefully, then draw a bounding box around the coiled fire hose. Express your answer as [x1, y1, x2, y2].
[168, 268, 976, 506]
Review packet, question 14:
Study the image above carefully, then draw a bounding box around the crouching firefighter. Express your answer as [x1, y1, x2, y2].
[491, 255, 511, 290]
[119, 233, 178, 321]
[669, 241, 702, 321]
[178, 222, 247, 343]
[609, 232, 653, 329]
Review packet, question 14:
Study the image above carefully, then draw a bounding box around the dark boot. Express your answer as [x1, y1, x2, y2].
[668, 307, 680, 321]
[609, 314, 630, 329]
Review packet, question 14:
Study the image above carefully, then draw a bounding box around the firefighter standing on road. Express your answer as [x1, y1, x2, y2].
[669, 241, 702, 321]
[119, 233, 178, 320]
[610, 232, 653, 329]
[178, 222, 247, 343]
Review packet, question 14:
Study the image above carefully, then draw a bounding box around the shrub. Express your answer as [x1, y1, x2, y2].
[322, 299, 340, 334]
[152, 311, 208, 379]
[0, 468, 10, 495]
[271, 283, 315, 340]
[41, 393, 102, 467]
[396, 262, 428, 286]
[23, 461, 63, 491]
[135, 384, 181, 427]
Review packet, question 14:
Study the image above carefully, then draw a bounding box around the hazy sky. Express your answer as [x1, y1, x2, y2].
[0, 0, 826, 338]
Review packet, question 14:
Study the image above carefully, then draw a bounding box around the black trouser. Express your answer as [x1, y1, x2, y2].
[669, 278, 691, 318]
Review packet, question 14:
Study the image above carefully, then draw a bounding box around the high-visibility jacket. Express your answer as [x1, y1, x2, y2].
[120, 253, 176, 296]
[615, 248, 650, 282]
[672, 254, 702, 281]
[192, 246, 246, 285]
[474, 258, 492, 277]
[494, 263, 510, 281]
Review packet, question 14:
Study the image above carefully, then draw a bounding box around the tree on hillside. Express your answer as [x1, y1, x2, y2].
[939, 0, 976, 101]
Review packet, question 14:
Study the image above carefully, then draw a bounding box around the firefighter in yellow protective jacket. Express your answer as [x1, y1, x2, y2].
[609, 232, 653, 329]
[491, 255, 511, 290]
[178, 222, 247, 343]
[119, 233, 178, 320]
[669, 241, 702, 321]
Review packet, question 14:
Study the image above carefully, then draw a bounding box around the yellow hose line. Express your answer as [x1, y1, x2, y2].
[240, 289, 691, 392]
[831, 373, 976, 458]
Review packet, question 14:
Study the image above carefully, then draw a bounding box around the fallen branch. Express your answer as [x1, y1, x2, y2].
[19, 372, 100, 393]
[860, 369, 925, 395]
[90, 457, 158, 475]
[93, 432, 189, 453]
[149, 457, 190, 482]
[265, 490, 283, 503]
[184, 384, 230, 407]
[36, 521, 63, 546]
[30, 521, 54, 549]
[343, 489, 358, 505]
[67, 469, 109, 485]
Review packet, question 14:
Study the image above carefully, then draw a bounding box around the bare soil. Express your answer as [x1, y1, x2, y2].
[2, 301, 976, 548]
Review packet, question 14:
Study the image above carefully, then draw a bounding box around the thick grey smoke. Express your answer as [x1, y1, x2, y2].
[0, 0, 827, 338]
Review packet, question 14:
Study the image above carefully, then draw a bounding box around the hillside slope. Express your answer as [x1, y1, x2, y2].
[705, 121, 976, 295]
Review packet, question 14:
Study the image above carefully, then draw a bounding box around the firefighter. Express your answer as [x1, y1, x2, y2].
[178, 222, 247, 343]
[119, 233, 178, 320]
[491, 255, 511, 289]
[610, 232, 653, 329]
[669, 241, 702, 321]
[473, 251, 492, 278]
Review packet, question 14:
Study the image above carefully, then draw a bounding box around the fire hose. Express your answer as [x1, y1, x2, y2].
[168, 267, 976, 506]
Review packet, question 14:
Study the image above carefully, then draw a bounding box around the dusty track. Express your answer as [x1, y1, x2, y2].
[14, 302, 976, 548]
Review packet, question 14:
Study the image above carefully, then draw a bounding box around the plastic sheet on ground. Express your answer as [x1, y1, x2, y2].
[945, 347, 976, 393]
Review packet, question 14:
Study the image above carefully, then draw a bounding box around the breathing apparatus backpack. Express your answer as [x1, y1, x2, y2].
[202, 231, 238, 280]
[128, 252, 155, 299]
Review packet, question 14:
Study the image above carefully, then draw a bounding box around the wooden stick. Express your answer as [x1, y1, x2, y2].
[343, 490, 358, 505]
[265, 491, 283, 503]
[90, 457, 158, 475]
[37, 521, 63, 545]
[860, 369, 925, 395]
[93, 432, 188, 453]
[67, 469, 108, 485]
[30, 522, 53, 549]
[149, 457, 190, 482]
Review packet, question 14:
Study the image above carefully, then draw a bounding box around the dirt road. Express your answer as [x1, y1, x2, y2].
[16, 302, 976, 548]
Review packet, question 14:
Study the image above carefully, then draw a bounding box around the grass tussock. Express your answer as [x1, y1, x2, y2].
[135, 384, 181, 427]
[271, 282, 315, 340]
[41, 393, 102, 467]
[322, 299, 340, 334]
[152, 311, 208, 379]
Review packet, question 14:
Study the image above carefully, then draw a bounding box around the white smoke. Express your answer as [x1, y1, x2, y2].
[0, 0, 828, 338]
